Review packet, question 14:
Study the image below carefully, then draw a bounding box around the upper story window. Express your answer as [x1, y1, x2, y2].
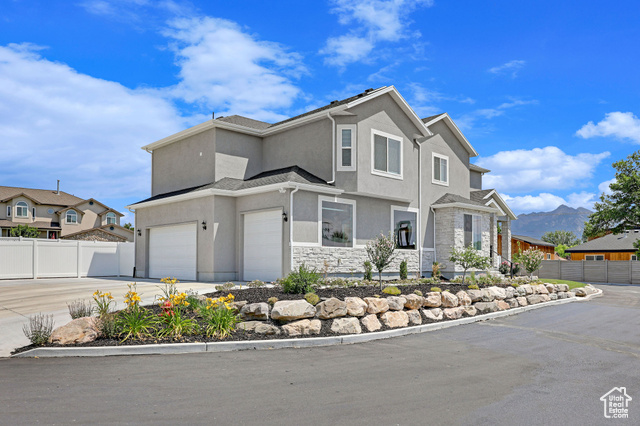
[464, 214, 482, 250]
[392, 206, 418, 250]
[433, 153, 449, 186]
[337, 125, 356, 171]
[320, 196, 355, 248]
[7, 206, 11, 217]
[32, 207, 36, 219]
[371, 130, 403, 179]
[66, 210, 78, 224]
[106, 212, 116, 225]
[15, 201, 28, 217]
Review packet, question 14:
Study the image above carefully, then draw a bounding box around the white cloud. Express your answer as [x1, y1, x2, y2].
[576, 111, 640, 144]
[503, 191, 596, 214]
[163, 16, 305, 122]
[477, 146, 610, 193]
[407, 83, 474, 117]
[454, 98, 537, 131]
[321, 0, 433, 67]
[598, 178, 616, 195]
[488, 60, 525, 78]
[0, 43, 187, 205]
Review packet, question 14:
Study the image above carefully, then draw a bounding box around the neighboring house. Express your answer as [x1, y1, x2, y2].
[128, 86, 516, 282]
[566, 229, 640, 261]
[0, 185, 133, 242]
[508, 234, 558, 260]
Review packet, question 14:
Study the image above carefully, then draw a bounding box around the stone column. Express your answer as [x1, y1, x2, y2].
[490, 214, 499, 268]
[501, 218, 512, 262]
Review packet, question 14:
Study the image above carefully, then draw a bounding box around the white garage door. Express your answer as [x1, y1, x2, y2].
[149, 223, 197, 281]
[244, 210, 282, 282]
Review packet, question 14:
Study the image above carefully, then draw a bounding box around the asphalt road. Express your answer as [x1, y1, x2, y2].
[1, 284, 638, 425]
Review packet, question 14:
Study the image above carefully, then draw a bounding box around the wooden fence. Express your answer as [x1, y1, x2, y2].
[534, 260, 640, 284]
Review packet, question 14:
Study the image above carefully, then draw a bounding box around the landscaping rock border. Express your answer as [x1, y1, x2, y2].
[12, 286, 603, 358]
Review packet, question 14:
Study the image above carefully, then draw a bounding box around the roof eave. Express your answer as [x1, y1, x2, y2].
[431, 202, 500, 214]
[423, 113, 479, 157]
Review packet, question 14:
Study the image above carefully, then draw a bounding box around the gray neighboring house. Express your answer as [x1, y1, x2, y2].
[127, 86, 516, 282]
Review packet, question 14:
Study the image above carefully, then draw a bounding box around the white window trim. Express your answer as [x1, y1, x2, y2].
[390, 205, 419, 251]
[464, 213, 483, 250]
[106, 212, 116, 225]
[66, 210, 78, 224]
[337, 124, 357, 172]
[15, 201, 28, 218]
[432, 152, 449, 186]
[318, 195, 357, 248]
[371, 129, 403, 180]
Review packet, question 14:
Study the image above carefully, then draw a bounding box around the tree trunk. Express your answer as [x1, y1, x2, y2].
[379, 271, 383, 291]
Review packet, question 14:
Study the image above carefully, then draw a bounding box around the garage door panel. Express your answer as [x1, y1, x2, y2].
[244, 210, 282, 282]
[149, 223, 197, 281]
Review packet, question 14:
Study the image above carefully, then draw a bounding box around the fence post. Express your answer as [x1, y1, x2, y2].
[630, 260, 633, 284]
[76, 241, 82, 278]
[604, 260, 608, 283]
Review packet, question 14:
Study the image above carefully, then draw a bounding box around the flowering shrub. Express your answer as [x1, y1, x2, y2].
[123, 283, 142, 310]
[499, 261, 511, 275]
[93, 290, 115, 317]
[199, 294, 238, 339]
[514, 249, 544, 280]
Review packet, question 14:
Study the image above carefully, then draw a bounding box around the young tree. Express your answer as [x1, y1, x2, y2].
[9, 225, 40, 238]
[541, 230, 581, 247]
[448, 246, 490, 285]
[365, 233, 397, 290]
[583, 150, 640, 239]
[555, 244, 572, 260]
[515, 248, 545, 280]
[123, 222, 134, 230]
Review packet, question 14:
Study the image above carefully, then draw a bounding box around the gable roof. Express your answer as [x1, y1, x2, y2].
[470, 189, 517, 220]
[469, 163, 491, 173]
[512, 234, 555, 247]
[0, 186, 83, 206]
[127, 166, 342, 209]
[142, 86, 432, 152]
[422, 112, 479, 157]
[566, 230, 640, 253]
[432, 193, 500, 214]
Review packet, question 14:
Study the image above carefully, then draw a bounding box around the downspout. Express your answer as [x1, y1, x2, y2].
[431, 206, 437, 269]
[327, 113, 336, 184]
[416, 140, 422, 278]
[289, 185, 300, 273]
[128, 207, 136, 278]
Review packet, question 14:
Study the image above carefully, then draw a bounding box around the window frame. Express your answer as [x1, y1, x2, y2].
[32, 207, 36, 219]
[463, 213, 483, 250]
[391, 205, 419, 251]
[65, 210, 78, 224]
[370, 129, 403, 180]
[15, 201, 28, 218]
[585, 255, 604, 261]
[106, 212, 116, 225]
[7, 206, 11, 217]
[632, 255, 637, 261]
[432, 152, 449, 186]
[336, 124, 357, 172]
[318, 195, 356, 248]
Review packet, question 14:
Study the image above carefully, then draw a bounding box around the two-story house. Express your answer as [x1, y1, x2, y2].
[128, 86, 516, 281]
[0, 185, 134, 242]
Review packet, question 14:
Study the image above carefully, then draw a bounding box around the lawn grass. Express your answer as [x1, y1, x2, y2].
[539, 278, 587, 290]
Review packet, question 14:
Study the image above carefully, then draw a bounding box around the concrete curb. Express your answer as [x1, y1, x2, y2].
[12, 289, 603, 358]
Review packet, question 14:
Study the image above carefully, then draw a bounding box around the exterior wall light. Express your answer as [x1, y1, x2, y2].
[137, 229, 142, 236]
[282, 212, 288, 222]
[202, 221, 207, 230]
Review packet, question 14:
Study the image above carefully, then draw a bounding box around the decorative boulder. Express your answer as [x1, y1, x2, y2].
[331, 317, 362, 334]
[480, 289, 495, 302]
[231, 300, 248, 311]
[380, 311, 409, 328]
[361, 314, 382, 332]
[345, 297, 368, 317]
[49, 317, 100, 344]
[515, 286, 527, 297]
[316, 298, 347, 319]
[466, 289, 484, 303]
[282, 319, 322, 336]
[526, 294, 545, 305]
[539, 294, 551, 302]
[406, 310, 422, 325]
[556, 284, 570, 292]
[456, 291, 472, 306]
[423, 292, 442, 308]
[535, 284, 549, 295]
[271, 300, 316, 322]
[520, 284, 534, 295]
[240, 302, 270, 320]
[545, 284, 556, 293]
[549, 293, 558, 301]
[443, 307, 464, 320]
[236, 321, 263, 332]
[254, 323, 281, 335]
[505, 298, 519, 308]
[423, 308, 443, 321]
[474, 301, 499, 314]
[364, 297, 389, 314]
[516, 296, 528, 306]
[463, 306, 477, 317]
[403, 294, 424, 310]
[496, 300, 510, 311]
[504, 287, 516, 299]
[441, 291, 459, 308]
[386, 296, 407, 311]
[487, 286, 507, 300]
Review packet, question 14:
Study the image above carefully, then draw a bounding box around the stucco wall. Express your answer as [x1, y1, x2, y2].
[470, 170, 483, 189]
[214, 128, 263, 181]
[213, 196, 237, 280]
[152, 128, 216, 196]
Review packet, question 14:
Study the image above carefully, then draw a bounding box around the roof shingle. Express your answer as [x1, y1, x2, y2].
[566, 231, 640, 252]
[0, 186, 83, 206]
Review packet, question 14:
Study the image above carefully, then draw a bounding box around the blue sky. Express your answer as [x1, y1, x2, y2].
[1, 0, 639, 223]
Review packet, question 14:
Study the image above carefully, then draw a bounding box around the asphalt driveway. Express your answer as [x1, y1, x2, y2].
[0, 284, 638, 425]
[0, 277, 220, 356]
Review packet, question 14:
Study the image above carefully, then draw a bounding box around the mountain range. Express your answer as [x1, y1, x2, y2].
[511, 205, 592, 240]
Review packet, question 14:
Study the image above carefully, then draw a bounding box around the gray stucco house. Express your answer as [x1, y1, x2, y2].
[128, 86, 516, 281]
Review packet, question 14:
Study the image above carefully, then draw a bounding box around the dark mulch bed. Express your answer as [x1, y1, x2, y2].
[13, 281, 512, 355]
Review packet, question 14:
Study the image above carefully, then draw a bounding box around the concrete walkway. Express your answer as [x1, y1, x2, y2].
[0, 277, 220, 357]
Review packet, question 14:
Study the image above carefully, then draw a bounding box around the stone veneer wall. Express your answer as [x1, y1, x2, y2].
[292, 246, 419, 276]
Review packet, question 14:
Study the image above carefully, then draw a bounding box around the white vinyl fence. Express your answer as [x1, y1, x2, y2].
[0, 237, 134, 280]
[535, 260, 640, 284]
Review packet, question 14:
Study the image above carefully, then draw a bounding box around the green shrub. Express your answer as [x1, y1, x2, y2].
[421, 277, 440, 285]
[363, 261, 373, 281]
[413, 290, 423, 296]
[99, 314, 117, 339]
[468, 284, 479, 290]
[430, 287, 442, 293]
[247, 280, 265, 288]
[267, 297, 278, 305]
[399, 260, 408, 280]
[115, 306, 158, 341]
[22, 313, 54, 346]
[200, 306, 239, 339]
[511, 283, 520, 288]
[215, 282, 235, 292]
[382, 286, 401, 295]
[158, 310, 199, 338]
[282, 263, 321, 294]
[305, 292, 320, 305]
[67, 299, 92, 319]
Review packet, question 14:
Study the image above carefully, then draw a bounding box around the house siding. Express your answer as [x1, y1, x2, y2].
[214, 128, 263, 181]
